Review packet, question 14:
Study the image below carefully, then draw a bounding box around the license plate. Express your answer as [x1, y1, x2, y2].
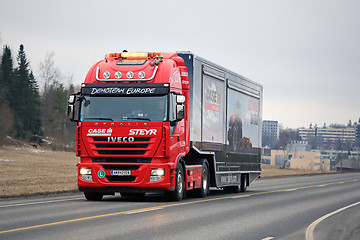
[110, 170, 131, 176]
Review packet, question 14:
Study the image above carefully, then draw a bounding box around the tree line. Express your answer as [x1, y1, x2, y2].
[0, 44, 77, 150]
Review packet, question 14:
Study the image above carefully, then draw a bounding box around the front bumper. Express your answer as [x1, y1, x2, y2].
[77, 162, 175, 193]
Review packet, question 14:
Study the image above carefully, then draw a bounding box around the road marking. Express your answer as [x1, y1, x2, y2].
[0, 198, 83, 208]
[0, 178, 357, 235]
[125, 207, 162, 215]
[283, 188, 297, 192]
[261, 237, 274, 240]
[305, 201, 360, 240]
[232, 195, 251, 199]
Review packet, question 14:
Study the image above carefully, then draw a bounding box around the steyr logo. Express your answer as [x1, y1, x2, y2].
[129, 129, 157, 136]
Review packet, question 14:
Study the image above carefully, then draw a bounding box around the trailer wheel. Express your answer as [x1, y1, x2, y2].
[195, 160, 210, 198]
[84, 192, 103, 201]
[240, 174, 248, 192]
[169, 164, 185, 201]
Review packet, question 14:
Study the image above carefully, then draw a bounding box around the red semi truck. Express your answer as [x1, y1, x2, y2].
[68, 51, 263, 201]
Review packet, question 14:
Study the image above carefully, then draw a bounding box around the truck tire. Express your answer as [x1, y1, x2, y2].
[169, 164, 185, 201]
[195, 159, 210, 198]
[240, 174, 248, 192]
[84, 192, 103, 201]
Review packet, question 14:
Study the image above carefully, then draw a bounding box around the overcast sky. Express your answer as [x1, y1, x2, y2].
[0, 0, 359, 128]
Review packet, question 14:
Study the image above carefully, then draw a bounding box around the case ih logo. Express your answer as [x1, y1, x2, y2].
[129, 129, 157, 136]
[87, 128, 113, 136]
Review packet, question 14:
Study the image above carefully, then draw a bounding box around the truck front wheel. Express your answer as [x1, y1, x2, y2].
[169, 164, 185, 201]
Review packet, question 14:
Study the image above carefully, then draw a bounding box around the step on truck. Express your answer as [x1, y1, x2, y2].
[68, 51, 263, 201]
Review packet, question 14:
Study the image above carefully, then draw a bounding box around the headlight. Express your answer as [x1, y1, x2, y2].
[151, 168, 165, 176]
[80, 168, 91, 175]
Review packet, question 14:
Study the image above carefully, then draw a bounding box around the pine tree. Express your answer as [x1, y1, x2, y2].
[13, 44, 42, 139]
[0, 46, 16, 140]
[0, 46, 14, 104]
[28, 71, 42, 137]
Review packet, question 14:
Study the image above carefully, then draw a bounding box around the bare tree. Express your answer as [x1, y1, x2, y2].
[37, 53, 77, 150]
[38, 52, 60, 93]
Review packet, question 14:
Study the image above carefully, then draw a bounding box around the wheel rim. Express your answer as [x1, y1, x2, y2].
[177, 169, 183, 194]
[203, 168, 208, 192]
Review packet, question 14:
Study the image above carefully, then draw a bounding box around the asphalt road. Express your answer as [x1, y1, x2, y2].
[1, 173, 359, 240]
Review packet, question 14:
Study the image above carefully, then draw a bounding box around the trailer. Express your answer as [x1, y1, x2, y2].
[68, 51, 262, 201]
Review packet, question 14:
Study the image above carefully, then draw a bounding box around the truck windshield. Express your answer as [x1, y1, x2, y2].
[80, 95, 168, 122]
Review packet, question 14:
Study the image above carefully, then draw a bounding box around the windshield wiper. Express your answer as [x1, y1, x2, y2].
[84, 117, 114, 121]
[122, 117, 151, 121]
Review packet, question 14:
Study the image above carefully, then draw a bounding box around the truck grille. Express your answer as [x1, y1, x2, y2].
[92, 157, 151, 163]
[90, 137, 153, 157]
[97, 150, 146, 155]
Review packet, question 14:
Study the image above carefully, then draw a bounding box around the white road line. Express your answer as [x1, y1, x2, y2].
[305, 201, 360, 240]
[0, 198, 83, 208]
[125, 207, 162, 215]
[261, 237, 274, 240]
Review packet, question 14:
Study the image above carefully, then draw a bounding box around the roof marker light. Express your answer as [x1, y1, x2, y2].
[121, 52, 148, 58]
[107, 52, 162, 58]
[148, 52, 161, 58]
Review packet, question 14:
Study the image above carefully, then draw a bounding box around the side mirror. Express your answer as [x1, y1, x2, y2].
[68, 95, 75, 104]
[67, 105, 74, 120]
[67, 94, 79, 122]
[176, 105, 185, 121]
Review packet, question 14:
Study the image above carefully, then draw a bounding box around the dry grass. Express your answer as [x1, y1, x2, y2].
[0, 146, 78, 197]
[0, 146, 333, 198]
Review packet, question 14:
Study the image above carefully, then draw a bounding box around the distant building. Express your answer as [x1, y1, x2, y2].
[261, 149, 331, 172]
[335, 159, 360, 172]
[291, 151, 330, 172]
[356, 123, 360, 141]
[262, 120, 279, 147]
[286, 141, 311, 153]
[262, 121, 279, 139]
[299, 127, 356, 143]
[312, 150, 360, 170]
